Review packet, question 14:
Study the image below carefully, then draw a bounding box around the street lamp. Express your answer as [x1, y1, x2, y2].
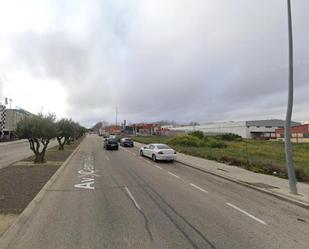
[284, 0, 298, 194]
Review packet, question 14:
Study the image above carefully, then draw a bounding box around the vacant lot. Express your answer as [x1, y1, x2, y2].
[132, 135, 309, 182]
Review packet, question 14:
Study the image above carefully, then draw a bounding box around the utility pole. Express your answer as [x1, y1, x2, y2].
[115, 106, 118, 126]
[284, 0, 298, 194]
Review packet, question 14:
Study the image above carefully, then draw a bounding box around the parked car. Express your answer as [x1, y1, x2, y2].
[120, 138, 134, 147]
[104, 138, 119, 150]
[139, 143, 176, 162]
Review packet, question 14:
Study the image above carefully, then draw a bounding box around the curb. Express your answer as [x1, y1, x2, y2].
[0, 138, 85, 248]
[176, 159, 309, 209]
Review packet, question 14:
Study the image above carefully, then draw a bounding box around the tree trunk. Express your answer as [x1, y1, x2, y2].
[34, 151, 46, 164]
[57, 137, 65, 150]
[58, 143, 64, 150]
[66, 138, 71, 145]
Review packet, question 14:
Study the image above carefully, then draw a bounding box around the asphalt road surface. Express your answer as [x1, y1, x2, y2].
[2, 134, 309, 249]
[0, 139, 58, 169]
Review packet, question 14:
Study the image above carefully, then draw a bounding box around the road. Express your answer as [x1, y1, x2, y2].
[0, 139, 58, 169]
[1, 134, 309, 249]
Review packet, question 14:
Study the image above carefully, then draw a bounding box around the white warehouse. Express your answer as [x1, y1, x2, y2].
[170, 119, 300, 139]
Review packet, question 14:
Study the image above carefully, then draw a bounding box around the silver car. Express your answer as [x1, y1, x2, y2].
[140, 143, 176, 162]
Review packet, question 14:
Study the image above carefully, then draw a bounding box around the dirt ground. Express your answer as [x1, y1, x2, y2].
[0, 137, 83, 237]
[0, 163, 60, 213]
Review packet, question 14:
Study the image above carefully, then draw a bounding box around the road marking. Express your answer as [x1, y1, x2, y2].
[226, 202, 267, 225]
[74, 155, 99, 190]
[125, 187, 141, 211]
[105, 155, 110, 161]
[168, 171, 181, 179]
[154, 165, 162, 170]
[189, 183, 208, 193]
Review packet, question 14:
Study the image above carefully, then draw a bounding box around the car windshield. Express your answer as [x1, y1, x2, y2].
[157, 145, 171, 149]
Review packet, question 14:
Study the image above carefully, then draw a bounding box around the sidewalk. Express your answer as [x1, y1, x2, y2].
[135, 142, 309, 208]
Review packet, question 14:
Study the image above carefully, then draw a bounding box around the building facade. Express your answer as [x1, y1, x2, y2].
[1, 108, 32, 140]
[170, 119, 300, 139]
[276, 124, 309, 143]
[0, 105, 6, 139]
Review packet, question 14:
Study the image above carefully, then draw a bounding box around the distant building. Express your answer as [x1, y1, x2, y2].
[0, 105, 6, 139]
[2, 108, 33, 140]
[131, 123, 160, 136]
[104, 125, 122, 135]
[276, 124, 309, 143]
[170, 119, 301, 139]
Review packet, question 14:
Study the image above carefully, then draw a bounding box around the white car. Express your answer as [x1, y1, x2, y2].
[140, 143, 176, 162]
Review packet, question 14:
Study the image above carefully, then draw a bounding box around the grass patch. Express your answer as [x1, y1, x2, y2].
[132, 135, 309, 182]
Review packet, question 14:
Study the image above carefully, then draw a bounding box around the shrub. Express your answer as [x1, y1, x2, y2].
[206, 139, 227, 148]
[168, 135, 203, 147]
[215, 133, 242, 141]
[189, 131, 204, 139]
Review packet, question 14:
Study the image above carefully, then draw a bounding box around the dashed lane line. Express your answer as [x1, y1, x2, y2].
[168, 171, 181, 179]
[154, 165, 162, 170]
[226, 202, 267, 225]
[189, 183, 208, 194]
[105, 155, 110, 161]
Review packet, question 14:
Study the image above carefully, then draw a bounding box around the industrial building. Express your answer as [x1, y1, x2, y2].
[276, 124, 309, 143]
[170, 119, 300, 139]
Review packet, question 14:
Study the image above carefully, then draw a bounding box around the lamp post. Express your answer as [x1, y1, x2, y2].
[284, 0, 297, 194]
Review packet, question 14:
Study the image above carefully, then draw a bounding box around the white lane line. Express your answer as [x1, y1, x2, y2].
[125, 187, 141, 211]
[168, 171, 181, 179]
[105, 155, 110, 161]
[154, 165, 162, 170]
[226, 202, 267, 225]
[189, 183, 208, 194]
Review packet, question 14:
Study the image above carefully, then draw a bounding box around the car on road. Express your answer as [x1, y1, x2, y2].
[104, 138, 119, 150]
[109, 134, 120, 142]
[120, 138, 134, 147]
[140, 143, 176, 162]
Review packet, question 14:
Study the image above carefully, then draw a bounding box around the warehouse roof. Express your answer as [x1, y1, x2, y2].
[246, 119, 300, 127]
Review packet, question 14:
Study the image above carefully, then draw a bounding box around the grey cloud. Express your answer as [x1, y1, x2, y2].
[5, 0, 309, 126]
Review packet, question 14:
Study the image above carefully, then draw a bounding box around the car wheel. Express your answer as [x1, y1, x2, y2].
[140, 150, 144, 156]
[152, 154, 156, 162]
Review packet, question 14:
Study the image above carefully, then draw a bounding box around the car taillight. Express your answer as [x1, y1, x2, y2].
[158, 151, 164, 154]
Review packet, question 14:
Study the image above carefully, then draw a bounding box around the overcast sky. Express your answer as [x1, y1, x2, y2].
[0, 0, 308, 127]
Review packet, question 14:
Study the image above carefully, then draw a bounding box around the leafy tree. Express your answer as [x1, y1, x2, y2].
[16, 113, 57, 163]
[56, 118, 74, 150]
[66, 121, 87, 144]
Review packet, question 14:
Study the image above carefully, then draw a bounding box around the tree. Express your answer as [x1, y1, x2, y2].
[66, 121, 87, 145]
[16, 113, 57, 163]
[56, 118, 74, 150]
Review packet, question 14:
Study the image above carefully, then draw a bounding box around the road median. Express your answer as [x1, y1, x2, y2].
[0, 136, 85, 245]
